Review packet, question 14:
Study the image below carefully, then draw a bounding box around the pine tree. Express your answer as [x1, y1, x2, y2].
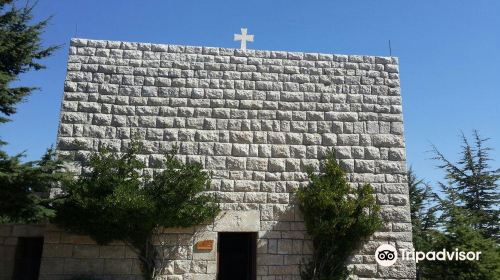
[0, 0, 61, 223]
[408, 167, 438, 240]
[429, 187, 500, 280]
[410, 132, 500, 280]
[432, 131, 500, 240]
[413, 131, 500, 280]
[0, 0, 59, 123]
[0, 147, 70, 223]
[407, 168, 440, 279]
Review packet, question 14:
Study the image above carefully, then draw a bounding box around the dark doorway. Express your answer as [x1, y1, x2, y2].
[12, 237, 44, 280]
[217, 232, 256, 280]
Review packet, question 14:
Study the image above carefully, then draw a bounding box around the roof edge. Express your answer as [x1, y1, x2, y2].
[69, 37, 399, 65]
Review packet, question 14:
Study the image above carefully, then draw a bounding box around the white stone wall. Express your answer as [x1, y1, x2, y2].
[50, 38, 416, 279]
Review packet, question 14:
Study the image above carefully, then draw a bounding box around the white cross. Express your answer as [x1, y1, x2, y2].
[234, 28, 254, 50]
[235, 216, 242, 226]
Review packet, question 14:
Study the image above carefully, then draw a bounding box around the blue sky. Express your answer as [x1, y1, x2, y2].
[2, 0, 499, 186]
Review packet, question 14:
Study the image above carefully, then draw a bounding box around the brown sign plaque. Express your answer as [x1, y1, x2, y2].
[195, 240, 214, 251]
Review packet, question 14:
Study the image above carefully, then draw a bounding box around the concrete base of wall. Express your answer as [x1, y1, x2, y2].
[0, 224, 45, 280]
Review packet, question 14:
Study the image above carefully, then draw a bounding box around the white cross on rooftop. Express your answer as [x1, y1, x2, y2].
[234, 28, 254, 50]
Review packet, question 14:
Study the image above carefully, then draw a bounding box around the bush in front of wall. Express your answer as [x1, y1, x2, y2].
[52, 142, 220, 279]
[296, 151, 382, 280]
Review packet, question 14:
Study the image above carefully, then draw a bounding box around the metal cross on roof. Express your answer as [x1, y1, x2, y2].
[234, 28, 254, 50]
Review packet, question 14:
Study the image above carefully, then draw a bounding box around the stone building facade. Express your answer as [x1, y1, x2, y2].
[33, 38, 415, 279]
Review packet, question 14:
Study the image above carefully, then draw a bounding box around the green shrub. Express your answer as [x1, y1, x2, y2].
[52, 142, 220, 279]
[295, 151, 381, 280]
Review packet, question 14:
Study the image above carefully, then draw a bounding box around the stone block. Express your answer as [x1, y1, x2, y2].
[284, 255, 303, 265]
[195, 131, 218, 142]
[205, 156, 226, 170]
[213, 210, 260, 231]
[268, 158, 286, 172]
[354, 264, 377, 277]
[247, 158, 268, 171]
[226, 157, 245, 170]
[72, 245, 100, 258]
[284, 159, 300, 172]
[380, 206, 411, 222]
[303, 133, 321, 145]
[232, 143, 250, 157]
[42, 244, 73, 258]
[268, 132, 286, 144]
[377, 160, 406, 174]
[338, 134, 360, 146]
[234, 180, 260, 192]
[174, 260, 191, 274]
[258, 144, 271, 158]
[61, 112, 88, 124]
[271, 145, 290, 158]
[245, 192, 267, 203]
[257, 254, 284, 265]
[65, 259, 104, 274]
[99, 246, 125, 258]
[325, 112, 358, 121]
[290, 146, 306, 158]
[390, 194, 409, 206]
[274, 205, 295, 221]
[268, 193, 289, 204]
[291, 121, 308, 132]
[268, 265, 299, 275]
[214, 143, 232, 156]
[199, 142, 215, 155]
[11, 225, 43, 237]
[218, 192, 244, 203]
[372, 134, 404, 147]
[59, 233, 96, 244]
[253, 131, 267, 144]
[230, 131, 253, 144]
[39, 258, 65, 275]
[355, 160, 375, 173]
[388, 148, 406, 161]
